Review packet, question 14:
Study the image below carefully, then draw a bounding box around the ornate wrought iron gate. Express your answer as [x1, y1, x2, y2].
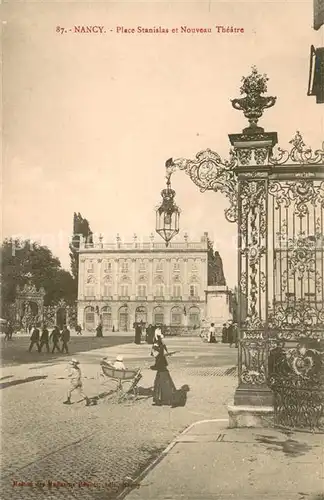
[164, 67, 324, 432]
[266, 136, 324, 431]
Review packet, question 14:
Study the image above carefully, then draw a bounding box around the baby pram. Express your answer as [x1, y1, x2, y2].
[100, 360, 142, 403]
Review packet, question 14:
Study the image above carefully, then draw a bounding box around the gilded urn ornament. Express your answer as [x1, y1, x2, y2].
[231, 66, 277, 134]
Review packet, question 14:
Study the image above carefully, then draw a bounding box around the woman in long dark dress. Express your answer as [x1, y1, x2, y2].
[151, 332, 176, 406]
[134, 323, 142, 344]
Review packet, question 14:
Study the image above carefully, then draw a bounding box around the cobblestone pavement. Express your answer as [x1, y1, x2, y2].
[1, 338, 237, 500]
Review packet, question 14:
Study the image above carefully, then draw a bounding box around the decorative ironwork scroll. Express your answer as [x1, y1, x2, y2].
[270, 131, 324, 165]
[165, 149, 238, 223]
[268, 341, 324, 431]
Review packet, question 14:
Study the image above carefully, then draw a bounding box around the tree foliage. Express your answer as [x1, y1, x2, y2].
[69, 212, 93, 281]
[1, 239, 76, 311]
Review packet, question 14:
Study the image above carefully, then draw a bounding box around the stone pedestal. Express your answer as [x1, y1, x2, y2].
[228, 404, 274, 428]
[205, 285, 232, 339]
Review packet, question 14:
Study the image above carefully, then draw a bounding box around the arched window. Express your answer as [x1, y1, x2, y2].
[189, 306, 200, 327]
[153, 306, 164, 325]
[118, 306, 129, 331]
[171, 306, 183, 326]
[135, 306, 147, 324]
[84, 306, 95, 330]
[101, 306, 112, 329]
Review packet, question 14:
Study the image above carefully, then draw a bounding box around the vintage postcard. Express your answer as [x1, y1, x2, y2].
[1, 1, 324, 499]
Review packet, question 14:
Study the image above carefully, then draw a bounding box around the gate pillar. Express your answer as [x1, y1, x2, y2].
[228, 130, 277, 417]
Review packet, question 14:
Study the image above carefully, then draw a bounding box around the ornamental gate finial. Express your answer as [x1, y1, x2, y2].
[231, 66, 277, 134]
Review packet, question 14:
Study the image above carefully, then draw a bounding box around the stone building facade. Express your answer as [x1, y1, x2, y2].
[77, 233, 213, 332]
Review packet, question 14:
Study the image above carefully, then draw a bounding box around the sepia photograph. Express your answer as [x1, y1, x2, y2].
[1, 0, 324, 499]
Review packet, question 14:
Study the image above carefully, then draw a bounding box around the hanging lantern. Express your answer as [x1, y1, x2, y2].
[155, 177, 180, 246]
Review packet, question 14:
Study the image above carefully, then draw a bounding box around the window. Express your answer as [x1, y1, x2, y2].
[137, 285, 147, 297]
[155, 285, 164, 297]
[103, 284, 112, 297]
[171, 308, 182, 325]
[121, 261, 129, 273]
[173, 285, 181, 297]
[173, 261, 180, 272]
[139, 260, 146, 272]
[191, 261, 198, 272]
[120, 285, 129, 296]
[189, 285, 198, 297]
[87, 261, 94, 273]
[156, 261, 163, 272]
[104, 261, 112, 273]
[85, 285, 94, 297]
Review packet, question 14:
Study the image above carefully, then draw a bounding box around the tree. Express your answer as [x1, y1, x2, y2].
[1, 239, 76, 313]
[69, 212, 93, 282]
[207, 238, 226, 286]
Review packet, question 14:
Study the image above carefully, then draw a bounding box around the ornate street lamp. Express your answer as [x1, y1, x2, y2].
[155, 161, 180, 246]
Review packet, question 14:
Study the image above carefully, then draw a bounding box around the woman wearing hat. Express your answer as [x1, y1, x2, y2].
[63, 359, 90, 406]
[151, 329, 176, 406]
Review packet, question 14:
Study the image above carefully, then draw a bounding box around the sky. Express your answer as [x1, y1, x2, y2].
[2, 0, 324, 288]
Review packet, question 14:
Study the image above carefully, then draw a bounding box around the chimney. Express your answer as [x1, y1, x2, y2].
[201, 231, 209, 242]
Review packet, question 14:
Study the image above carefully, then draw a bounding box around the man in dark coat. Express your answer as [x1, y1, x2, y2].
[28, 325, 40, 352]
[222, 323, 228, 343]
[50, 326, 61, 353]
[39, 325, 50, 353]
[61, 326, 70, 354]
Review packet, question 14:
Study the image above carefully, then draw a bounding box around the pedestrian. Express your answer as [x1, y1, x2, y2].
[208, 323, 217, 343]
[228, 321, 235, 348]
[76, 324, 82, 335]
[7, 322, 14, 340]
[61, 325, 70, 353]
[50, 325, 61, 353]
[134, 322, 141, 344]
[96, 323, 103, 337]
[28, 325, 40, 352]
[63, 359, 90, 406]
[39, 324, 50, 353]
[151, 329, 176, 406]
[233, 322, 239, 348]
[222, 323, 228, 343]
[4, 322, 10, 341]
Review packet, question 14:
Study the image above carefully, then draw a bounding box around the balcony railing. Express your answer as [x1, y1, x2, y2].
[136, 296, 147, 300]
[118, 296, 130, 301]
[171, 296, 182, 300]
[101, 296, 113, 300]
[81, 240, 208, 251]
[154, 296, 165, 301]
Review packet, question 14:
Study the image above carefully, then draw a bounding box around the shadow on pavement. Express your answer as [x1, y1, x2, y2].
[172, 384, 190, 408]
[255, 434, 313, 457]
[0, 375, 48, 390]
[0, 375, 13, 381]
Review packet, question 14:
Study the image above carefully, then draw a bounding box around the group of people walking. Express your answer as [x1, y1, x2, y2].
[28, 324, 71, 353]
[221, 321, 238, 347]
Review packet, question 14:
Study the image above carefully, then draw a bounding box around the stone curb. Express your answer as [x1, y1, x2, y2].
[116, 418, 228, 500]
